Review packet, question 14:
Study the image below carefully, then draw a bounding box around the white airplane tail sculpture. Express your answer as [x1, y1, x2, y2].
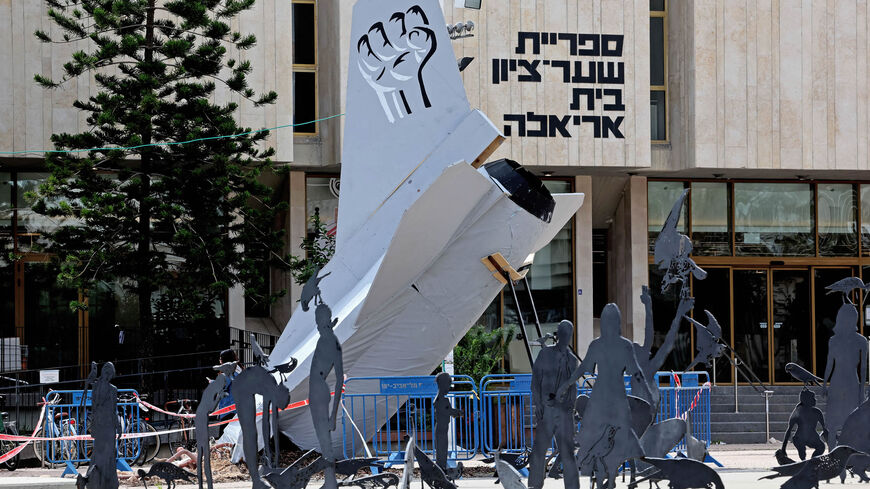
[264, 0, 585, 455]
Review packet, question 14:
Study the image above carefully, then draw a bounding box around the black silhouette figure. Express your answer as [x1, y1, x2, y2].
[137, 462, 196, 489]
[310, 303, 345, 489]
[433, 372, 463, 471]
[270, 358, 299, 383]
[414, 445, 456, 489]
[495, 452, 528, 489]
[527, 320, 580, 489]
[825, 277, 868, 302]
[842, 454, 870, 483]
[637, 418, 687, 469]
[259, 346, 291, 469]
[776, 449, 798, 466]
[576, 425, 618, 489]
[484, 450, 530, 483]
[785, 363, 823, 388]
[685, 310, 726, 372]
[196, 362, 237, 489]
[780, 462, 820, 489]
[300, 268, 331, 312]
[558, 306, 652, 489]
[81, 362, 120, 489]
[762, 446, 862, 482]
[823, 302, 868, 448]
[261, 451, 330, 489]
[356, 5, 437, 123]
[638, 457, 723, 489]
[252, 334, 271, 367]
[653, 189, 706, 297]
[634, 286, 694, 416]
[781, 389, 828, 461]
[398, 436, 415, 489]
[837, 398, 870, 454]
[233, 362, 291, 489]
[335, 458, 398, 489]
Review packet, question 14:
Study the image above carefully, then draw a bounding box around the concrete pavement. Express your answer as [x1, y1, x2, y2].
[0, 444, 859, 488]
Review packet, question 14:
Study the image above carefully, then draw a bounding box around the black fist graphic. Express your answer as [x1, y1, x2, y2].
[356, 5, 437, 123]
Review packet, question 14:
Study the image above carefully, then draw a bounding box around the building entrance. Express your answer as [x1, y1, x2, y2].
[693, 266, 858, 385]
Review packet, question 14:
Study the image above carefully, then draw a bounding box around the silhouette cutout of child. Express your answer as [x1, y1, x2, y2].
[781, 389, 828, 461]
[433, 372, 463, 471]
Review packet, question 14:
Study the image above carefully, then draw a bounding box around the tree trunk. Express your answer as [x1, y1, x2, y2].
[138, 0, 156, 361]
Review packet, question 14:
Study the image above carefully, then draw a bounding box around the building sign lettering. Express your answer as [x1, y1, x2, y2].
[492, 31, 626, 139]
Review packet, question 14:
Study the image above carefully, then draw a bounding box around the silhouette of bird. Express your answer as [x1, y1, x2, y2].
[825, 277, 869, 304]
[398, 437, 415, 489]
[780, 462, 820, 489]
[843, 453, 870, 483]
[641, 457, 724, 489]
[685, 311, 726, 371]
[270, 357, 299, 382]
[483, 449, 530, 482]
[214, 360, 238, 377]
[261, 455, 329, 489]
[251, 334, 270, 367]
[495, 452, 528, 489]
[137, 462, 196, 489]
[785, 363, 823, 387]
[761, 446, 862, 482]
[653, 189, 706, 296]
[414, 445, 457, 489]
[300, 268, 331, 312]
[685, 434, 707, 463]
[776, 449, 797, 466]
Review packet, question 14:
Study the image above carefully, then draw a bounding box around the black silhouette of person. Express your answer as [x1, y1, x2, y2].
[558, 304, 652, 489]
[310, 303, 344, 489]
[528, 320, 580, 489]
[433, 372, 463, 471]
[232, 362, 291, 489]
[823, 302, 868, 448]
[781, 389, 828, 461]
[634, 286, 693, 414]
[196, 362, 238, 489]
[82, 362, 120, 489]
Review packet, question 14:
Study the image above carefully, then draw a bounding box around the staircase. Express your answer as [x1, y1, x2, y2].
[710, 385, 825, 445]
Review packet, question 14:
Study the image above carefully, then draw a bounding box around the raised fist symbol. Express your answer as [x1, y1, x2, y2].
[356, 5, 437, 123]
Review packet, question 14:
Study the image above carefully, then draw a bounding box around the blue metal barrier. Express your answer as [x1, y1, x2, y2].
[654, 372, 712, 451]
[340, 375, 478, 464]
[44, 389, 141, 476]
[479, 374, 532, 455]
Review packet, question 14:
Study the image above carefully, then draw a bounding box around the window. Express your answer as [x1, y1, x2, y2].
[293, 0, 317, 134]
[306, 176, 339, 237]
[734, 183, 814, 256]
[647, 181, 686, 253]
[691, 182, 730, 256]
[650, 0, 667, 141]
[817, 184, 857, 256]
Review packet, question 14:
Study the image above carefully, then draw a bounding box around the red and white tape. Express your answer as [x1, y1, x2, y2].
[678, 381, 711, 420]
[0, 397, 46, 465]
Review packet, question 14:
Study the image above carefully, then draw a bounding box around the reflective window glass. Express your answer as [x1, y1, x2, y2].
[734, 183, 814, 256]
[306, 176, 340, 237]
[650, 90, 666, 141]
[691, 182, 730, 256]
[505, 180, 574, 373]
[292, 3, 316, 65]
[293, 71, 317, 134]
[650, 17, 665, 86]
[860, 185, 870, 256]
[818, 184, 857, 256]
[650, 0, 665, 11]
[648, 181, 686, 253]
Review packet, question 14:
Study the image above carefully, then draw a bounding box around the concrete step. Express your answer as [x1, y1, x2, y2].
[712, 432, 778, 444]
[711, 411, 794, 423]
[713, 421, 791, 433]
[710, 402, 822, 413]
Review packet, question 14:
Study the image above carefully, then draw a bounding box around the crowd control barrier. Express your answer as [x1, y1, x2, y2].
[340, 375, 478, 464]
[43, 389, 141, 476]
[655, 372, 712, 451]
[341, 372, 712, 462]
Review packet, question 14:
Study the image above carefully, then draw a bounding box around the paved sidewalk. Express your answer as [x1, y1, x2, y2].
[0, 444, 855, 489]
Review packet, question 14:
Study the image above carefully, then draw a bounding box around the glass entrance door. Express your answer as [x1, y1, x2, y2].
[731, 268, 814, 384]
[732, 269, 769, 383]
[771, 270, 812, 382]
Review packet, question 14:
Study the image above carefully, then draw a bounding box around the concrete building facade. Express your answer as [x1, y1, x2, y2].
[2, 0, 870, 385]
